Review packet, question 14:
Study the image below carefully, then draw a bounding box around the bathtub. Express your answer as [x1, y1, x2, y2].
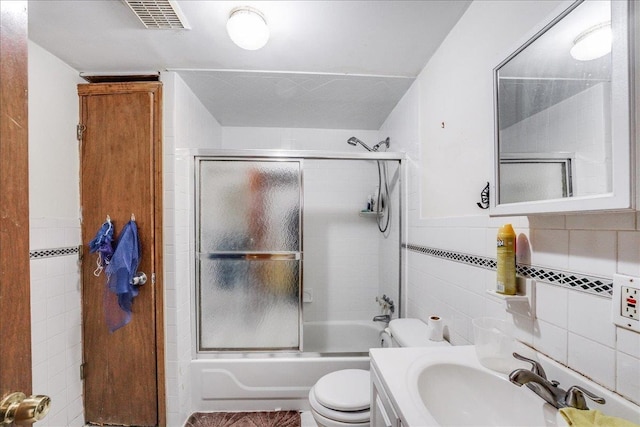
[190, 320, 384, 411]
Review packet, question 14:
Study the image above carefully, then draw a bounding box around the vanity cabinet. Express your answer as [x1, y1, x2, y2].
[371, 364, 403, 427]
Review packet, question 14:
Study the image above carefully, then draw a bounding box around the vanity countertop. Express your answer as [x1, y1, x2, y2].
[370, 345, 640, 427]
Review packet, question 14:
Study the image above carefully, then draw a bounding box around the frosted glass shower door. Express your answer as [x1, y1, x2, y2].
[196, 159, 302, 351]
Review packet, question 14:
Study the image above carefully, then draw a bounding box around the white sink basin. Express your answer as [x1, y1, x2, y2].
[370, 346, 640, 427]
[414, 361, 563, 426]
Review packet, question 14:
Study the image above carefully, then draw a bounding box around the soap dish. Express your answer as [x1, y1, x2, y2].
[485, 289, 528, 301]
[486, 278, 536, 318]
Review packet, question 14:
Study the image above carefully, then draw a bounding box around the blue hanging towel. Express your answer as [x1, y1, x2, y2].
[88, 219, 114, 276]
[105, 219, 141, 332]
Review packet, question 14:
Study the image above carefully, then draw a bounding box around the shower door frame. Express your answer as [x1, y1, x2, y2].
[187, 149, 406, 356]
[194, 156, 304, 353]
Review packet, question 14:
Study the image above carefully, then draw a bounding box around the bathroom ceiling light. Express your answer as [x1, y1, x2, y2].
[570, 22, 612, 61]
[226, 7, 269, 50]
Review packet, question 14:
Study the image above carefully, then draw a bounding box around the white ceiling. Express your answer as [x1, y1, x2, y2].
[28, 0, 471, 129]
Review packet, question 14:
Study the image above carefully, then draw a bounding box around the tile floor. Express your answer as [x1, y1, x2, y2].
[301, 411, 317, 426]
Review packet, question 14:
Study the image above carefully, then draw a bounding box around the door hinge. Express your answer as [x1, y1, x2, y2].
[76, 124, 86, 141]
[80, 363, 86, 380]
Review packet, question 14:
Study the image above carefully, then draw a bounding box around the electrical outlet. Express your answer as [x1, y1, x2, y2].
[612, 274, 640, 332]
[621, 286, 638, 320]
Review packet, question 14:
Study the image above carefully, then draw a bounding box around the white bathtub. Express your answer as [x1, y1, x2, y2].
[190, 320, 384, 412]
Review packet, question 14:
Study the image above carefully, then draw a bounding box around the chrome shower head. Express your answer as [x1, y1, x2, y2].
[373, 137, 390, 152]
[346, 136, 373, 151]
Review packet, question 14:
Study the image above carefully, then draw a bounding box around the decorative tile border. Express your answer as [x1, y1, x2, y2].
[30, 246, 80, 260]
[404, 243, 613, 297]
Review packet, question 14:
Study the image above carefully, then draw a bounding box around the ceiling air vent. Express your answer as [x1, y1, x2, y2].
[123, 0, 190, 29]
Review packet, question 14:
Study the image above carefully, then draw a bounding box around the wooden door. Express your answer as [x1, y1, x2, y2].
[0, 0, 32, 401]
[79, 83, 165, 426]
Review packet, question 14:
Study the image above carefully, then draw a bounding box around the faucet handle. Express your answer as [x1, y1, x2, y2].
[512, 353, 548, 379]
[565, 386, 606, 410]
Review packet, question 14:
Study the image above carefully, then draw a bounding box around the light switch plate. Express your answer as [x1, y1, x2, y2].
[612, 274, 640, 333]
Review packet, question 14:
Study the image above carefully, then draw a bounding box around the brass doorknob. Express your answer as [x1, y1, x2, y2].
[0, 392, 50, 425]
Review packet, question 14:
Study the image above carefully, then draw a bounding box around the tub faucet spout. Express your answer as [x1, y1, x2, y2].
[373, 314, 391, 323]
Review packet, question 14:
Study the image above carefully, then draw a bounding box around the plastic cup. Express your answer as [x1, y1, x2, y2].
[472, 317, 517, 374]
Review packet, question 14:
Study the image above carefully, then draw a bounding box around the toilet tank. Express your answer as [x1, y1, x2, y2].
[387, 318, 450, 347]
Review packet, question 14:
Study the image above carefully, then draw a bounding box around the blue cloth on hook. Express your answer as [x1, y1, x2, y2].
[88, 220, 114, 265]
[105, 220, 141, 332]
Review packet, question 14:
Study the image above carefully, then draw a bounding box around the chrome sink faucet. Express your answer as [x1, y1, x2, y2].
[509, 353, 605, 410]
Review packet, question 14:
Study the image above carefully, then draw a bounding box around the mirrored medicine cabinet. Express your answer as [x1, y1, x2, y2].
[491, 0, 634, 216]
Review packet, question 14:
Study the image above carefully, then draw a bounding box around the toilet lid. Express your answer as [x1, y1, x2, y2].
[309, 387, 370, 424]
[314, 369, 370, 412]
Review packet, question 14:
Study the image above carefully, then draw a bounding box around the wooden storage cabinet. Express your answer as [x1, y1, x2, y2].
[78, 82, 165, 426]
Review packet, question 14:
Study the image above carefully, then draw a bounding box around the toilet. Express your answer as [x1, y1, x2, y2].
[308, 318, 450, 427]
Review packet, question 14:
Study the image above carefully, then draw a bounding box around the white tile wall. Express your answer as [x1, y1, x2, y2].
[568, 230, 617, 276]
[536, 282, 568, 329]
[396, 169, 640, 405]
[569, 332, 616, 389]
[377, 161, 402, 314]
[378, 0, 640, 406]
[529, 229, 569, 269]
[618, 231, 640, 276]
[616, 328, 640, 403]
[390, 189, 640, 405]
[567, 292, 616, 348]
[29, 39, 84, 427]
[303, 159, 384, 322]
[162, 71, 223, 426]
[30, 220, 83, 427]
[534, 319, 568, 365]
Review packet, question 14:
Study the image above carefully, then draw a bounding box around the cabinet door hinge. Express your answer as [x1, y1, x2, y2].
[80, 363, 86, 380]
[76, 124, 86, 141]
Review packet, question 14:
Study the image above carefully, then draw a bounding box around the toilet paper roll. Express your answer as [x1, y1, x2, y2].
[428, 315, 444, 341]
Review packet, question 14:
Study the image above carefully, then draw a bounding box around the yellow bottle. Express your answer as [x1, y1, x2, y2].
[496, 223, 516, 295]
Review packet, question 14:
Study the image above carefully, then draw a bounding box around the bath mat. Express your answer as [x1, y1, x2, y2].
[184, 411, 301, 427]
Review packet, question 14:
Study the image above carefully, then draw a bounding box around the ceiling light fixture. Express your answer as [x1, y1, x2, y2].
[226, 6, 269, 50]
[570, 21, 612, 61]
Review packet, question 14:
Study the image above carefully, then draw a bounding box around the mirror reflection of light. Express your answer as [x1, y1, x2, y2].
[570, 22, 612, 61]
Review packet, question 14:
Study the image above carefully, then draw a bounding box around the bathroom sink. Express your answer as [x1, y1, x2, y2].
[371, 346, 640, 427]
[413, 362, 564, 426]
